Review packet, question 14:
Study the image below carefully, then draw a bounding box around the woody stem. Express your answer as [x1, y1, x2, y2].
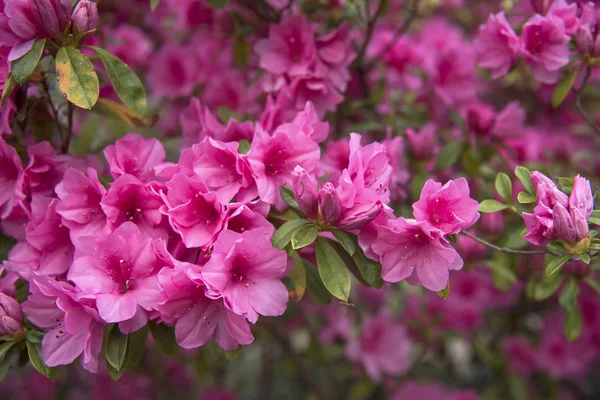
[460, 231, 558, 256]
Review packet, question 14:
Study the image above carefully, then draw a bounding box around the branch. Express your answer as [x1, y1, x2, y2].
[460, 231, 559, 256]
[573, 66, 600, 136]
[233, 0, 281, 23]
[352, 0, 387, 68]
[367, 0, 420, 66]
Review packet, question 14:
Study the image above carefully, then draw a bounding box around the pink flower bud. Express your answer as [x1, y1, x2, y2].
[577, 25, 594, 56]
[317, 182, 341, 224]
[337, 201, 381, 230]
[553, 203, 576, 245]
[292, 166, 318, 219]
[531, 171, 569, 209]
[71, 0, 99, 33]
[405, 123, 437, 160]
[0, 293, 24, 336]
[569, 175, 593, 219]
[466, 103, 496, 136]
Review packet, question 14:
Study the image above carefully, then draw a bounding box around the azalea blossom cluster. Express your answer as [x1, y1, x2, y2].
[1, 0, 600, 398]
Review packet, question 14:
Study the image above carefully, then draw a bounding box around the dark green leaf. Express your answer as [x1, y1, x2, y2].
[279, 186, 302, 214]
[410, 170, 427, 202]
[526, 272, 563, 301]
[0, 74, 17, 106]
[436, 281, 450, 300]
[107, 362, 126, 381]
[272, 219, 309, 249]
[332, 230, 356, 256]
[588, 210, 600, 225]
[435, 141, 463, 171]
[26, 340, 51, 378]
[303, 259, 332, 304]
[124, 326, 148, 370]
[559, 280, 582, 341]
[291, 224, 318, 250]
[545, 254, 573, 278]
[288, 250, 307, 302]
[88, 46, 147, 117]
[207, 0, 228, 9]
[26, 331, 44, 344]
[12, 39, 45, 84]
[352, 248, 383, 289]
[495, 172, 513, 204]
[315, 237, 351, 301]
[106, 326, 128, 371]
[56, 46, 99, 109]
[149, 322, 178, 356]
[479, 199, 510, 213]
[552, 66, 580, 108]
[0, 342, 16, 358]
[514, 166, 534, 194]
[150, 0, 160, 10]
[233, 36, 251, 67]
[0, 345, 17, 382]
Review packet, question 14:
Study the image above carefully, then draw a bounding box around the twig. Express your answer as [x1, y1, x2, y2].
[233, 0, 281, 23]
[573, 66, 600, 136]
[352, 0, 387, 68]
[460, 231, 558, 256]
[367, 0, 420, 66]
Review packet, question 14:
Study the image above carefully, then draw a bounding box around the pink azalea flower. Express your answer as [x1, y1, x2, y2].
[103, 133, 166, 182]
[160, 171, 226, 249]
[179, 98, 254, 149]
[548, 0, 579, 36]
[412, 178, 480, 235]
[345, 312, 411, 382]
[521, 14, 570, 84]
[474, 12, 522, 79]
[224, 201, 273, 235]
[55, 167, 109, 242]
[67, 222, 161, 330]
[247, 125, 320, 209]
[320, 138, 350, 184]
[200, 228, 289, 323]
[157, 267, 254, 350]
[275, 101, 330, 143]
[179, 138, 256, 204]
[372, 217, 464, 291]
[104, 25, 153, 69]
[22, 276, 104, 372]
[22, 141, 66, 199]
[0, 137, 23, 218]
[148, 43, 200, 99]
[315, 22, 355, 91]
[405, 123, 438, 160]
[278, 75, 344, 118]
[101, 174, 167, 239]
[25, 195, 74, 277]
[255, 14, 317, 77]
[503, 336, 538, 376]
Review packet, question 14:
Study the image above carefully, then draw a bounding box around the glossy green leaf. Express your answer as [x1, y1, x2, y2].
[26, 340, 52, 378]
[12, 39, 45, 84]
[272, 219, 309, 249]
[88, 46, 147, 117]
[495, 172, 513, 204]
[479, 199, 510, 213]
[56, 46, 99, 109]
[435, 141, 463, 171]
[279, 186, 302, 213]
[552, 66, 580, 108]
[315, 237, 351, 301]
[545, 254, 572, 278]
[514, 166, 534, 194]
[149, 322, 178, 356]
[303, 259, 332, 304]
[332, 230, 356, 256]
[124, 326, 148, 371]
[291, 224, 318, 250]
[106, 326, 128, 371]
[352, 248, 383, 289]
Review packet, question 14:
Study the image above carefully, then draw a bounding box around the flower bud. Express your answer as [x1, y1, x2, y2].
[553, 203, 576, 245]
[71, 0, 99, 33]
[317, 182, 342, 224]
[0, 293, 24, 336]
[577, 25, 594, 56]
[31, 0, 72, 38]
[531, 171, 569, 209]
[292, 166, 319, 219]
[337, 201, 381, 230]
[405, 123, 437, 160]
[569, 175, 593, 219]
[466, 103, 496, 136]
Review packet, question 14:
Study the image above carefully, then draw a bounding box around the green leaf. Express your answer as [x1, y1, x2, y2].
[552, 66, 580, 108]
[149, 322, 178, 356]
[315, 237, 351, 301]
[288, 251, 307, 302]
[26, 331, 44, 344]
[527, 273, 563, 301]
[588, 210, 600, 225]
[579, 253, 591, 264]
[332, 230, 356, 256]
[291, 224, 318, 250]
[410, 170, 427, 202]
[514, 166, 534, 194]
[279, 186, 302, 214]
[91, 98, 152, 128]
[1, 74, 17, 106]
[107, 363, 126, 381]
[233, 35, 251, 67]
[479, 199, 510, 213]
[495, 172, 513, 204]
[150, 0, 160, 10]
[585, 278, 600, 296]
[485, 260, 518, 285]
[238, 139, 250, 154]
[106, 326, 128, 371]
[517, 192, 536, 204]
[88, 46, 147, 117]
[124, 326, 148, 371]
[436, 281, 450, 300]
[352, 248, 384, 289]
[559, 280, 582, 341]
[11, 39, 45, 84]
[545, 254, 573, 278]
[56, 46, 99, 109]
[26, 340, 52, 378]
[0, 345, 17, 382]
[0, 342, 16, 359]
[207, 0, 228, 9]
[435, 141, 463, 171]
[272, 219, 309, 249]
[303, 259, 332, 304]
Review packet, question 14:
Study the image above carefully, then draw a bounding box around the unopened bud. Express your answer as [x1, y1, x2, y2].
[0, 293, 24, 336]
[71, 0, 99, 33]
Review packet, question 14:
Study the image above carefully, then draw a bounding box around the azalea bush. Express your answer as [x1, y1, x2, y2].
[1, 0, 600, 398]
